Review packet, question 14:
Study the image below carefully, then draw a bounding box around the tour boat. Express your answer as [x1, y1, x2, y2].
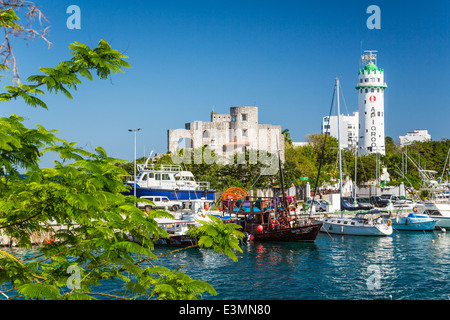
[123, 154, 216, 202]
[218, 149, 323, 242]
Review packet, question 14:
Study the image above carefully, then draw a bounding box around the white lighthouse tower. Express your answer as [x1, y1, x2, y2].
[356, 50, 387, 156]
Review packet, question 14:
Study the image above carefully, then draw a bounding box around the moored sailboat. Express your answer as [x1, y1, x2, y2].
[320, 78, 392, 236]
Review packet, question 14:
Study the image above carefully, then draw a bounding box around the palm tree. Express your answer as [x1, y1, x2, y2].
[282, 128, 293, 145]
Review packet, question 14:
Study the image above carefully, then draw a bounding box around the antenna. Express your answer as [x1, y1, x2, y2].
[360, 41, 363, 69]
[361, 50, 378, 67]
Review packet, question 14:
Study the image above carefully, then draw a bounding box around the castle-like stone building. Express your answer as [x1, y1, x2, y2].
[167, 106, 284, 164]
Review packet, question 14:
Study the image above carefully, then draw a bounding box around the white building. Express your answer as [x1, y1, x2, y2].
[322, 111, 359, 150]
[167, 106, 284, 164]
[399, 129, 431, 147]
[356, 50, 387, 155]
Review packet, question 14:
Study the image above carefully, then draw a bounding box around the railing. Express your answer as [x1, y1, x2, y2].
[196, 181, 211, 190]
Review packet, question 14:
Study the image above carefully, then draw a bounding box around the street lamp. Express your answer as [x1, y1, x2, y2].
[128, 128, 142, 199]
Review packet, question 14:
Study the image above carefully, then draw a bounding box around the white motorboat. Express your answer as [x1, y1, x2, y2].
[322, 213, 393, 236]
[411, 166, 450, 229]
[417, 202, 450, 229]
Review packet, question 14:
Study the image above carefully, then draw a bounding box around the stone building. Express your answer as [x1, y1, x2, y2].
[167, 106, 284, 164]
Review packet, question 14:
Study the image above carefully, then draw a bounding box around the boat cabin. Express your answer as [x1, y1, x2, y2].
[127, 164, 210, 190]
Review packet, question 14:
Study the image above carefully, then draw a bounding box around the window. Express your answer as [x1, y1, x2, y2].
[141, 174, 147, 181]
[242, 129, 248, 136]
[242, 114, 247, 121]
[155, 174, 161, 180]
[360, 79, 363, 83]
[211, 139, 216, 146]
[202, 130, 209, 138]
[371, 88, 374, 92]
[377, 112, 381, 116]
[365, 88, 368, 93]
[365, 79, 368, 82]
[162, 174, 170, 180]
[231, 115, 237, 122]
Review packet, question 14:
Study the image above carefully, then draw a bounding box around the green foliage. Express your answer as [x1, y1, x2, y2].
[147, 266, 217, 300]
[187, 215, 244, 262]
[0, 40, 130, 108]
[0, 10, 243, 300]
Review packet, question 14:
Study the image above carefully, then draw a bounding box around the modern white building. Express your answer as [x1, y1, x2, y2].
[322, 111, 359, 150]
[399, 129, 431, 147]
[356, 50, 387, 155]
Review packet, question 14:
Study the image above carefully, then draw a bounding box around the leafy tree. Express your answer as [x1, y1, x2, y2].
[0, 3, 243, 300]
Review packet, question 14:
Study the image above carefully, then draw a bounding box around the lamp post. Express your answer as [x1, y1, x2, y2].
[128, 128, 142, 199]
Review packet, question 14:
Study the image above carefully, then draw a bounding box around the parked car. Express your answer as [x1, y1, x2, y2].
[342, 197, 374, 210]
[137, 196, 182, 212]
[369, 196, 389, 207]
[304, 199, 330, 212]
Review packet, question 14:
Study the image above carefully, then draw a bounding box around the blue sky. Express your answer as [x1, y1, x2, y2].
[2, 0, 449, 166]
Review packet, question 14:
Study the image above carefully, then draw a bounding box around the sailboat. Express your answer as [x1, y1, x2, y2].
[321, 78, 393, 236]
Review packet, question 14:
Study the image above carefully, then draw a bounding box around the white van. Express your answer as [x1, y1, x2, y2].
[137, 196, 182, 212]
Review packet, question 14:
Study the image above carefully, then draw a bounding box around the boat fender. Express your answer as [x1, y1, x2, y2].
[405, 218, 410, 225]
[387, 219, 392, 227]
[413, 207, 418, 213]
[205, 203, 209, 210]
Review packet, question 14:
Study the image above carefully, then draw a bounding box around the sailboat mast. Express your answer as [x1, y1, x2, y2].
[336, 78, 343, 218]
[278, 149, 287, 210]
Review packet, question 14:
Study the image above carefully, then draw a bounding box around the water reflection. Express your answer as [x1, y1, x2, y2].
[2, 230, 450, 300]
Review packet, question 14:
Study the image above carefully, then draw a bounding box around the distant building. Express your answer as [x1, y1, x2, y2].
[167, 106, 284, 163]
[292, 141, 311, 148]
[322, 111, 359, 150]
[399, 129, 431, 147]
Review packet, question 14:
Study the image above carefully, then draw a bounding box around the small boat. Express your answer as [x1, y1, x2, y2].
[386, 213, 436, 231]
[322, 212, 393, 236]
[152, 218, 198, 247]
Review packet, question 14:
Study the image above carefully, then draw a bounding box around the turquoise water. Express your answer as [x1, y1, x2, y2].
[3, 231, 450, 300]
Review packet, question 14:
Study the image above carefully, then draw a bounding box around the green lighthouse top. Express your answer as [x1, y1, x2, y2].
[364, 63, 378, 71]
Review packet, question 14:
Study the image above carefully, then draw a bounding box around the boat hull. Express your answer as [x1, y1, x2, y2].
[388, 216, 436, 231]
[418, 202, 450, 229]
[247, 222, 323, 242]
[321, 218, 392, 236]
[153, 235, 198, 247]
[124, 184, 216, 201]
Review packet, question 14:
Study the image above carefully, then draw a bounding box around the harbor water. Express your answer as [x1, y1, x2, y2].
[2, 230, 450, 300]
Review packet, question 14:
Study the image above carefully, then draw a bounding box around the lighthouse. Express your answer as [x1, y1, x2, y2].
[356, 50, 387, 155]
